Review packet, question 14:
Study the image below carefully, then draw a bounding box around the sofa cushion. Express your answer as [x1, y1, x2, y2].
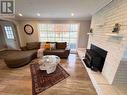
[43, 49, 70, 58]
[26, 42, 40, 50]
[56, 42, 67, 49]
[43, 50, 65, 54]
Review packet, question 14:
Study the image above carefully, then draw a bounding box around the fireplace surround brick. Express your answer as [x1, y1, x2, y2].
[88, 0, 127, 84]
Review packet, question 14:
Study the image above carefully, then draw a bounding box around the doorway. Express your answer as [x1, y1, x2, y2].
[0, 20, 20, 49]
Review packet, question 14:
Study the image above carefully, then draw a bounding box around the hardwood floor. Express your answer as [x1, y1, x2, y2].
[0, 54, 97, 95]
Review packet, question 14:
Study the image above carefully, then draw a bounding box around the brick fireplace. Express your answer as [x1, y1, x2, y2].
[87, 0, 127, 85]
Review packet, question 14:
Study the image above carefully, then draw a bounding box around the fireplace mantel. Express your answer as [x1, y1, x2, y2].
[87, 32, 127, 38]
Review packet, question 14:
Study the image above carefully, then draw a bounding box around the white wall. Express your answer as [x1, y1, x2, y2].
[88, 0, 127, 84]
[78, 21, 90, 48]
[17, 20, 91, 48]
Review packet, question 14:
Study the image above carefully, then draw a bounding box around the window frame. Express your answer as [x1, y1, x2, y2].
[4, 25, 14, 40]
[38, 23, 79, 49]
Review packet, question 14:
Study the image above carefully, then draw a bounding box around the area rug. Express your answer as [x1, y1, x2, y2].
[30, 63, 70, 95]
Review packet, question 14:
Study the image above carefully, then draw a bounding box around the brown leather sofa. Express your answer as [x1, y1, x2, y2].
[21, 42, 70, 58]
[0, 42, 70, 68]
[43, 42, 70, 58]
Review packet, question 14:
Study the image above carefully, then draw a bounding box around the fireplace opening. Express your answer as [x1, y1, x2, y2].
[83, 44, 107, 72]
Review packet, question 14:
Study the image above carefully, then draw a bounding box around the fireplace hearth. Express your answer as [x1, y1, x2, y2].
[83, 44, 107, 72]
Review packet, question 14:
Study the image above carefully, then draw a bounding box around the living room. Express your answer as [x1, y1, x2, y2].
[0, 0, 127, 95]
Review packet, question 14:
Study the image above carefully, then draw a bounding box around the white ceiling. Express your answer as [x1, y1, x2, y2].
[15, 0, 112, 20]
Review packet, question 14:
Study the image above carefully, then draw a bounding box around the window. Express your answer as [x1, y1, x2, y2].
[4, 26, 14, 39]
[38, 24, 79, 49]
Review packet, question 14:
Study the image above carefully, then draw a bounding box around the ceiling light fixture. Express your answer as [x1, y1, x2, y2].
[37, 13, 41, 16]
[71, 13, 74, 16]
[19, 13, 23, 16]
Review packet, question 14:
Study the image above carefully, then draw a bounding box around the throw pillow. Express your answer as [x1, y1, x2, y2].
[44, 43, 50, 50]
[37, 48, 44, 58]
[50, 43, 56, 50]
